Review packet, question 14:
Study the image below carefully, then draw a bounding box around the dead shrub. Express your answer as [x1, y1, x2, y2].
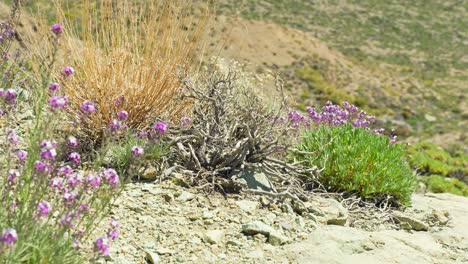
[56, 0, 212, 142]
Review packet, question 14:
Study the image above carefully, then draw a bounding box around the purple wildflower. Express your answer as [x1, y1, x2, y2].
[94, 237, 110, 256]
[48, 82, 60, 93]
[1, 228, 17, 245]
[131, 146, 144, 159]
[85, 173, 101, 189]
[109, 119, 123, 132]
[61, 66, 74, 77]
[3, 89, 17, 105]
[117, 110, 129, 121]
[67, 136, 78, 148]
[36, 201, 52, 217]
[68, 152, 81, 164]
[80, 100, 96, 115]
[101, 168, 119, 188]
[40, 140, 57, 160]
[7, 169, 19, 182]
[50, 95, 69, 111]
[50, 23, 63, 35]
[16, 150, 27, 161]
[153, 122, 168, 134]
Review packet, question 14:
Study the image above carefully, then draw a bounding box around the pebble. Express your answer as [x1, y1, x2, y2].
[204, 230, 225, 244]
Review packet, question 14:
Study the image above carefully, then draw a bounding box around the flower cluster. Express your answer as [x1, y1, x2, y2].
[283, 101, 397, 143]
[94, 220, 119, 256]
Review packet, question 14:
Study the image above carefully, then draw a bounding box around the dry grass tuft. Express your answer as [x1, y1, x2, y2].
[56, 0, 212, 141]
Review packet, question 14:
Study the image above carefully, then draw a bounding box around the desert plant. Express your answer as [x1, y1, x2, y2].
[420, 175, 468, 197]
[406, 142, 468, 182]
[53, 0, 212, 143]
[166, 69, 317, 192]
[1, 10, 122, 261]
[294, 123, 416, 205]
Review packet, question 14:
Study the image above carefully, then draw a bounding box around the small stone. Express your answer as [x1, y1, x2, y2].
[253, 233, 268, 243]
[187, 212, 201, 221]
[268, 231, 289, 245]
[432, 210, 450, 225]
[204, 230, 225, 244]
[202, 210, 216, 219]
[141, 166, 158, 180]
[246, 249, 264, 259]
[176, 191, 195, 202]
[236, 200, 259, 212]
[145, 250, 160, 264]
[162, 193, 175, 204]
[156, 247, 174, 255]
[281, 202, 295, 214]
[394, 211, 429, 231]
[227, 239, 242, 247]
[241, 221, 275, 235]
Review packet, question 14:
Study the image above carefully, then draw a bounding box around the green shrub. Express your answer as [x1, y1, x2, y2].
[406, 142, 468, 178]
[294, 124, 416, 205]
[420, 175, 468, 196]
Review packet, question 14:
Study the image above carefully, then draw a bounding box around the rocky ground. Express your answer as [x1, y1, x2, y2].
[93, 179, 468, 264]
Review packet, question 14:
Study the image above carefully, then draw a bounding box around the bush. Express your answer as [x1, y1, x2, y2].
[54, 0, 212, 143]
[294, 124, 416, 205]
[406, 142, 468, 181]
[420, 175, 468, 196]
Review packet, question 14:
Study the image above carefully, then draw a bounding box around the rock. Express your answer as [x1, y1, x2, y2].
[202, 210, 216, 219]
[307, 196, 348, 226]
[236, 168, 274, 192]
[393, 211, 429, 231]
[241, 221, 275, 235]
[141, 166, 158, 180]
[246, 248, 264, 259]
[281, 202, 295, 214]
[268, 230, 290, 245]
[145, 250, 160, 264]
[424, 114, 437, 122]
[162, 193, 175, 204]
[187, 212, 201, 221]
[226, 239, 242, 247]
[235, 200, 259, 212]
[204, 230, 225, 244]
[176, 191, 195, 202]
[156, 247, 174, 255]
[431, 210, 450, 226]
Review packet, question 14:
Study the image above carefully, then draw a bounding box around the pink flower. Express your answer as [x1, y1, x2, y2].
[1, 228, 17, 245]
[101, 168, 119, 188]
[7, 169, 19, 182]
[153, 122, 168, 134]
[67, 136, 78, 148]
[36, 201, 52, 217]
[94, 237, 110, 256]
[68, 152, 81, 164]
[3, 89, 17, 105]
[61, 66, 74, 77]
[48, 82, 60, 93]
[16, 150, 27, 161]
[40, 140, 57, 160]
[85, 173, 101, 189]
[50, 23, 63, 35]
[67, 172, 84, 188]
[109, 119, 123, 132]
[49, 95, 69, 111]
[117, 110, 129, 121]
[80, 100, 96, 115]
[131, 146, 144, 159]
[49, 177, 63, 190]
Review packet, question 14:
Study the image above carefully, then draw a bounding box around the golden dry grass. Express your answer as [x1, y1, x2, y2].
[55, 0, 212, 140]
